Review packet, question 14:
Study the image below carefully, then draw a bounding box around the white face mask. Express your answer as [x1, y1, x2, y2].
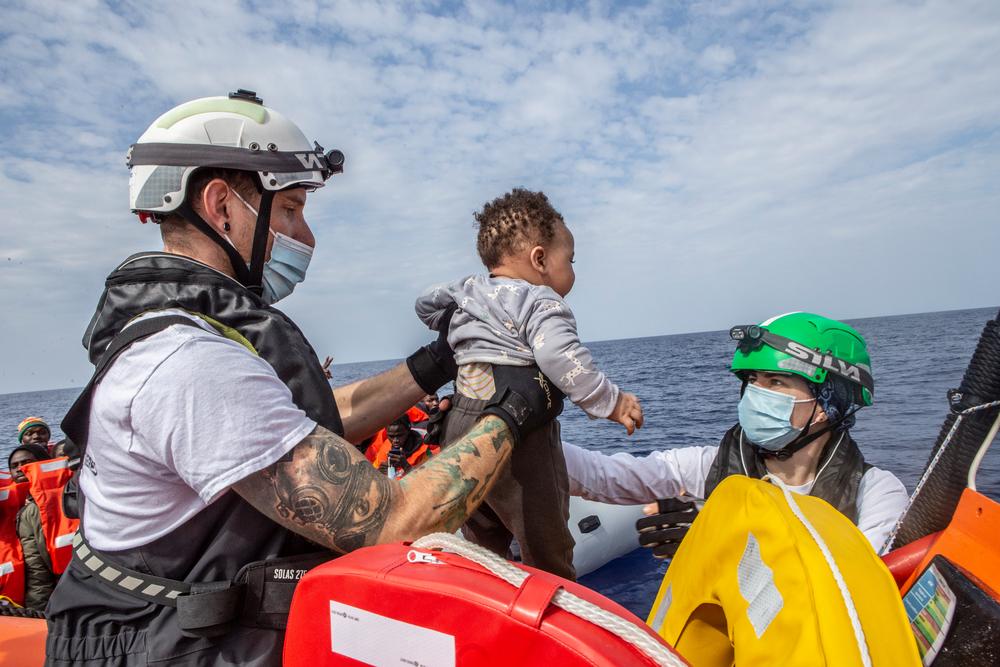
[737, 383, 818, 451]
[230, 189, 313, 304]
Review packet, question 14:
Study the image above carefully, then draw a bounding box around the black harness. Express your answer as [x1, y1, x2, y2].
[47, 254, 341, 665]
[705, 424, 872, 523]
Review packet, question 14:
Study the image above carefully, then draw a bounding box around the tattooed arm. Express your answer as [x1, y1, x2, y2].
[233, 416, 513, 554]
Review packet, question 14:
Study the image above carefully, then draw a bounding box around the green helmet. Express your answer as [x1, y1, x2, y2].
[729, 312, 874, 406]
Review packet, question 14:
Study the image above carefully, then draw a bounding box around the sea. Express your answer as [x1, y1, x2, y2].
[2, 306, 998, 618]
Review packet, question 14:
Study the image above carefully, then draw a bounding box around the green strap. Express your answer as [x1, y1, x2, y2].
[184, 311, 258, 355]
[120, 309, 259, 355]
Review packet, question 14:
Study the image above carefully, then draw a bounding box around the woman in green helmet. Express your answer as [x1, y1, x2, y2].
[563, 312, 908, 556]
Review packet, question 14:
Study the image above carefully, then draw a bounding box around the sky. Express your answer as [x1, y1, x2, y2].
[1, 0, 999, 394]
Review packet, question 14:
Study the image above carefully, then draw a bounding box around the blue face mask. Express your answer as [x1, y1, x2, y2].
[738, 383, 817, 451]
[231, 190, 313, 304]
[261, 231, 312, 304]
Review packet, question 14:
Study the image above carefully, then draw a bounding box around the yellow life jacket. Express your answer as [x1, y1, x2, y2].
[646, 475, 920, 666]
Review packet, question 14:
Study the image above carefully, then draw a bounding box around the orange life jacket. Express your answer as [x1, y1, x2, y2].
[21, 458, 79, 575]
[365, 406, 430, 465]
[0, 481, 29, 606]
[370, 438, 439, 472]
[402, 443, 441, 469]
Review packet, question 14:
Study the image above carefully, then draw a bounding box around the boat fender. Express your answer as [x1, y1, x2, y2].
[881, 531, 940, 589]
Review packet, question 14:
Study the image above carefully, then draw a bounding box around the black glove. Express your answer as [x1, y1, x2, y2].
[635, 497, 701, 559]
[406, 304, 459, 394]
[481, 364, 565, 445]
[423, 397, 450, 446]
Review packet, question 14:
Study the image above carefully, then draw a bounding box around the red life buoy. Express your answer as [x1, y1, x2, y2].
[284, 541, 686, 666]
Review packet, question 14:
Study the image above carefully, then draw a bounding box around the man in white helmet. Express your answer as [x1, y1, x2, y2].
[46, 90, 562, 666]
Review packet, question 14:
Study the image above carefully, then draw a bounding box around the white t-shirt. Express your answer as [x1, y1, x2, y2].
[564, 439, 909, 554]
[80, 309, 316, 552]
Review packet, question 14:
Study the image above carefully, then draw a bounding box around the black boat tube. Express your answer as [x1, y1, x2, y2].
[888, 309, 1000, 550]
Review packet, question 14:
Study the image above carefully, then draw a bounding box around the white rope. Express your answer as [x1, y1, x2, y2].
[763, 475, 872, 667]
[968, 409, 1000, 491]
[882, 398, 1000, 552]
[411, 533, 686, 667]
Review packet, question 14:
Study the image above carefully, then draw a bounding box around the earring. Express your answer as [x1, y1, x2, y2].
[223, 222, 231, 232]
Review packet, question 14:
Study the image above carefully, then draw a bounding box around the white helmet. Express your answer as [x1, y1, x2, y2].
[126, 90, 343, 293]
[128, 89, 343, 215]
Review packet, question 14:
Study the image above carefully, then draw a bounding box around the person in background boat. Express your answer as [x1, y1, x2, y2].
[418, 392, 440, 415]
[45, 91, 561, 667]
[7, 442, 49, 485]
[421, 393, 452, 447]
[8, 443, 55, 610]
[416, 188, 644, 580]
[364, 404, 429, 464]
[564, 312, 908, 555]
[51, 440, 70, 460]
[16, 417, 52, 456]
[411, 393, 438, 434]
[374, 413, 440, 478]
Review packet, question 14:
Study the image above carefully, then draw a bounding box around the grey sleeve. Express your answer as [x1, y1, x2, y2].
[525, 299, 620, 419]
[414, 281, 459, 331]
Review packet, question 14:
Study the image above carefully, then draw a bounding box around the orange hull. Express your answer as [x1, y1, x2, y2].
[0, 616, 45, 667]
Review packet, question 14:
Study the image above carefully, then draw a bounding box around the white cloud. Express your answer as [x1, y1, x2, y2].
[699, 44, 736, 72]
[0, 0, 998, 394]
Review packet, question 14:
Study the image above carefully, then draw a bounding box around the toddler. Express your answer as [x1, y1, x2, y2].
[416, 188, 643, 579]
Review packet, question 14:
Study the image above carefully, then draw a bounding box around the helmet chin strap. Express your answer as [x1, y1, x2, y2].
[758, 405, 860, 461]
[175, 189, 275, 295]
[246, 190, 275, 296]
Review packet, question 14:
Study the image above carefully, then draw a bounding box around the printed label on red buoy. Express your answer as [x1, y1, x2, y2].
[329, 600, 455, 666]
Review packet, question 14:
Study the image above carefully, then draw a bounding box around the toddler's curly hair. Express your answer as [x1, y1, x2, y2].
[475, 188, 565, 269]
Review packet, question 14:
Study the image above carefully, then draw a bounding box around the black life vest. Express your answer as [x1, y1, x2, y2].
[46, 252, 340, 666]
[704, 424, 871, 523]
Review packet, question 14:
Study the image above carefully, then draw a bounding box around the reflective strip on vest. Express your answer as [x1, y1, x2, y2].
[72, 533, 187, 603]
[55, 532, 76, 549]
[0, 561, 14, 576]
[40, 459, 69, 473]
[737, 531, 783, 638]
[649, 583, 672, 634]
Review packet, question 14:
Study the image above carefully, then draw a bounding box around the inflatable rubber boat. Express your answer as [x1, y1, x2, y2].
[4, 311, 1000, 665]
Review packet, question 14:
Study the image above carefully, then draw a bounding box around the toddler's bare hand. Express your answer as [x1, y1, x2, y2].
[609, 391, 644, 435]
